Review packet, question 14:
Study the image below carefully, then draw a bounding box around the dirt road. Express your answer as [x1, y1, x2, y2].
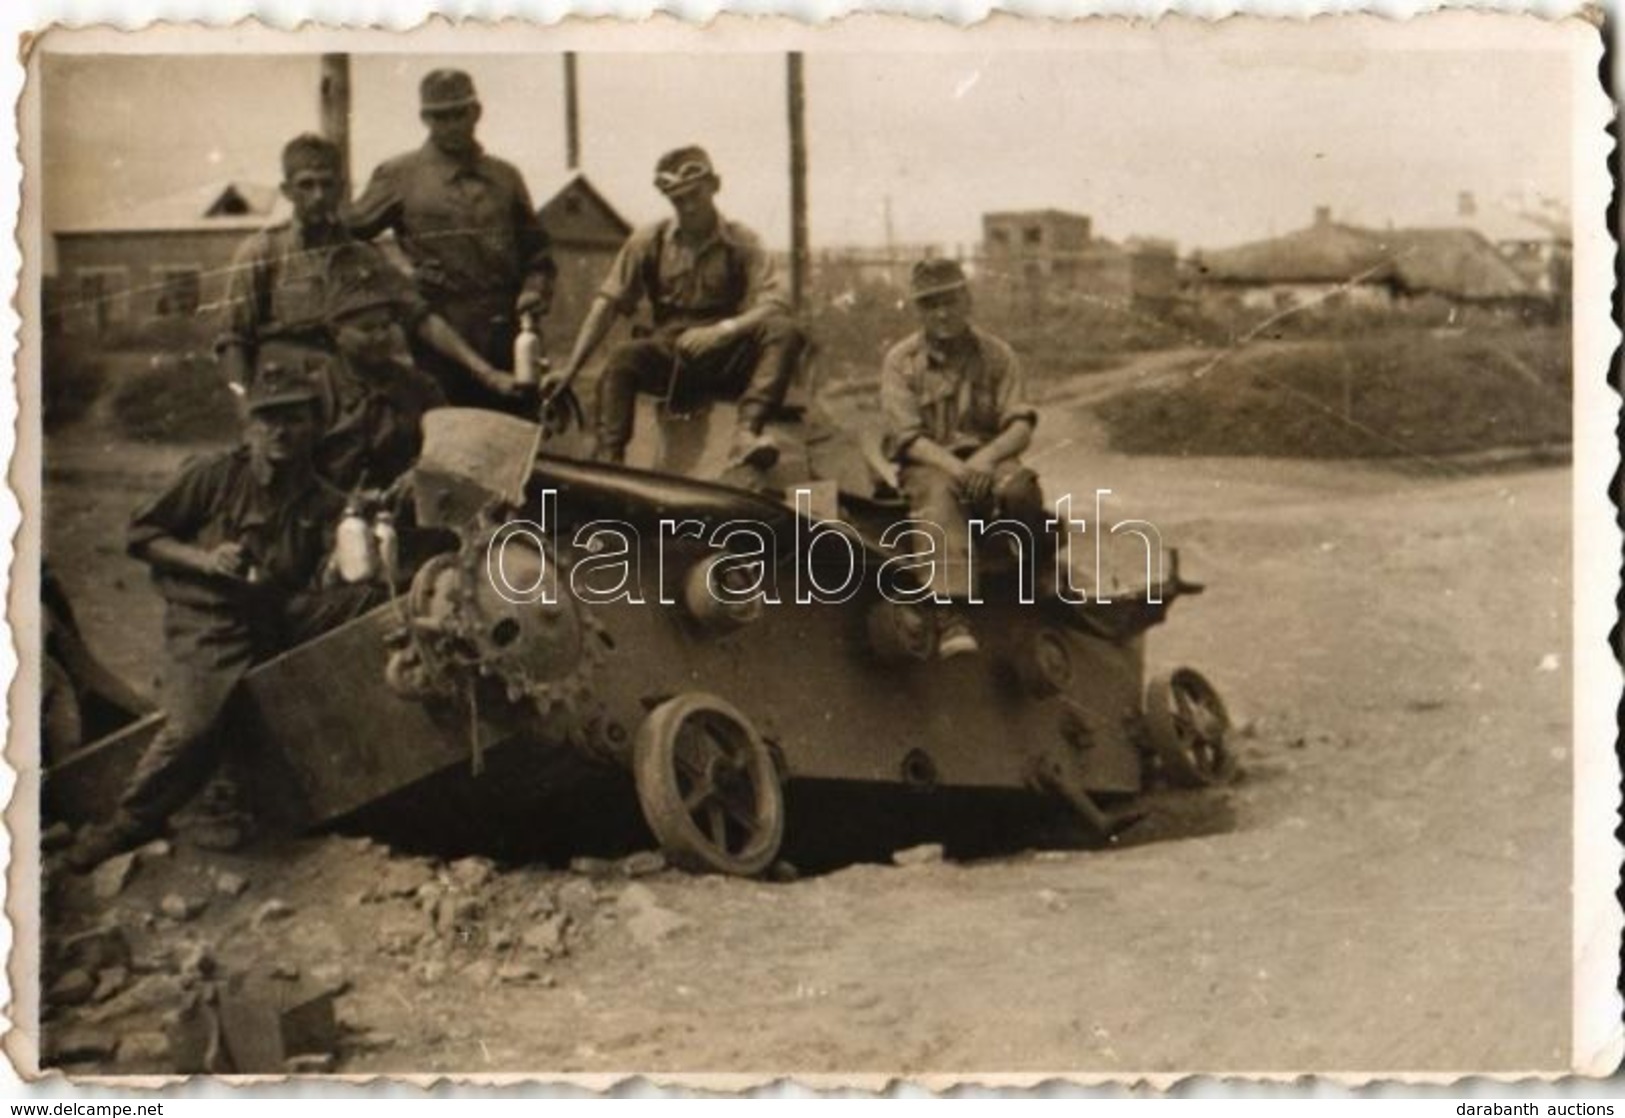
[36, 381, 1574, 1078]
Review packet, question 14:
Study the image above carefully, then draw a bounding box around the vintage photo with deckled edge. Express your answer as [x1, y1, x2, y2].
[2, 13, 1619, 1089]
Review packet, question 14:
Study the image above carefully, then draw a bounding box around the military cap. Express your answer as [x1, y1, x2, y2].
[420, 69, 480, 112]
[910, 258, 970, 301]
[246, 363, 320, 414]
[653, 145, 718, 197]
[323, 245, 405, 323]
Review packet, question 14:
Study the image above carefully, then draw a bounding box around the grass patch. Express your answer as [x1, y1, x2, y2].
[109, 353, 240, 443]
[1095, 328, 1571, 459]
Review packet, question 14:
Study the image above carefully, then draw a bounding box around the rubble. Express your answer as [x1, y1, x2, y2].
[368, 858, 437, 901]
[160, 893, 205, 922]
[620, 851, 667, 878]
[892, 843, 945, 867]
[91, 966, 129, 1003]
[137, 838, 173, 862]
[522, 914, 569, 959]
[47, 1026, 118, 1063]
[58, 925, 131, 975]
[768, 860, 801, 883]
[214, 871, 250, 897]
[569, 857, 616, 878]
[311, 964, 350, 996]
[252, 899, 295, 928]
[177, 941, 216, 980]
[448, 856, 496, 891]
[91, 852, 138, 900]
[617, 883, 693, 949]
[81, 974, 188, 1025]
[42, 822, 74, 852]
[48, 969, 96, 1007]
[497, 962, 539, 984]
[557, 879, 598, 922]
[116, 1031, 172, 1068]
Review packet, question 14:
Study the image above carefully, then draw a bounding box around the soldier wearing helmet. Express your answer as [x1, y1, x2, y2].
[542, 145, 808, 470]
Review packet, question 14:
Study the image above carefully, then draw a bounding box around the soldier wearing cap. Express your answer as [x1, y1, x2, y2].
[880, 258, 1042, 658]
[218, 133, 507, 397]
[306, 245, 448, 493]
[348, 70, 556, 412]
[68, 367, 380, 871]
[542, 145, 807, 469]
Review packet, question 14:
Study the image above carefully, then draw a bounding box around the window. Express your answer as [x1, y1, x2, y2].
[153, 266, 202, 318]
[1023, 226, 1043, 247]
[75, 266, 130, 334]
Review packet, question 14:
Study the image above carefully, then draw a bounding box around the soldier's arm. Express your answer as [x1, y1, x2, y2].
[511, 172, 558, 314]
[723, 228, 792, 334]
[127, 458, 250, 581]
[345, 161, 403, 241]
[214, 234, 272, 393]
[546, 296, 622, 395]
[880, 346, 964, 478]
[966, 342, 1038, 469]
[415, 313, 515, 396]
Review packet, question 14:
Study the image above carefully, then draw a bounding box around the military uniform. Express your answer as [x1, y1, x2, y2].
[69, 371, 378, 869]
[310, 352, 446, 493]
[348, 71, 555, 411]
[880, 325, 1042, 601]
[592, 215, 806, 458]
[217, 225, 426, 378]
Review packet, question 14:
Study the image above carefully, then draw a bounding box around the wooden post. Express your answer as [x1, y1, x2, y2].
[787, 52, 809, 312]
[319, 54, 352, 195]
[564, 52, 581, 171]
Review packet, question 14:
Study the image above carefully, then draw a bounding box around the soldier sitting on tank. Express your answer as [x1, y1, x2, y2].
[880, 258, 1045, 659]
[216, 133, 516, 403]
[66, 368, 383, 873]
[540, 145, 808, 471]
[303, 244, 449, 494]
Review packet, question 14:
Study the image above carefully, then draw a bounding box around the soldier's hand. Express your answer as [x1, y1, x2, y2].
[538, 369, 573, 402]
[675, 325, 727, 360]
[956, 468, 997, 507]
[206, 543, 250, 581]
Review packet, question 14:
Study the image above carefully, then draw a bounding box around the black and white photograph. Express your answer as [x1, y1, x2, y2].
[4, 15, 1617, 1086]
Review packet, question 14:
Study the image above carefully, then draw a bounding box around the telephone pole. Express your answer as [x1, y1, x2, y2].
[564, 53, 581, 171]
[318, 54, 352, 194]
[787, 53, 809, 312]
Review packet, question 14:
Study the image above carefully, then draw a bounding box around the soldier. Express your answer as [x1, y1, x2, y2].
[880, 258, 1042, 658]
[348, 70, 557, 412]
[217, 133, 508, 397]
[307, 245, 448, 493]
[67, 367, 380, 872]
[541, 145, 807, 469]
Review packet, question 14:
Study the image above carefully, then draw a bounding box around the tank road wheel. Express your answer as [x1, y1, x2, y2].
[633, 693, 785, 877]
[1143, 668, 1236, 788]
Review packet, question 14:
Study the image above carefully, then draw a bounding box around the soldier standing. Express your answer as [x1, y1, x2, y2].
[67, 368, 381, 871]
[348, 70, 556, 412]
[541, 145, 807, 469]
[880, 259, 1043, 658]
[217, 133, 506, 396]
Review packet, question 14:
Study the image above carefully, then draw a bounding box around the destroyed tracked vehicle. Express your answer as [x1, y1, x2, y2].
[49, 389, 1236, 877]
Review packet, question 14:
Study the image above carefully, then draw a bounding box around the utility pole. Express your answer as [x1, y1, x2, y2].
[318, 54, 352, 195]
[564, 52, 581, 172]
[787, 53, 810, 313]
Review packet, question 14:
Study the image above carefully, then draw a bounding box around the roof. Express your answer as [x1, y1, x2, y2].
[55, 181, 290, 236]
[1199, 220, 1532, 300]
[983, 209, 1091, 225]
[535, 171, 632, 246]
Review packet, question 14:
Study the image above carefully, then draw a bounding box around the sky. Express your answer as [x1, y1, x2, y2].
[39, 44, 1574, 255]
